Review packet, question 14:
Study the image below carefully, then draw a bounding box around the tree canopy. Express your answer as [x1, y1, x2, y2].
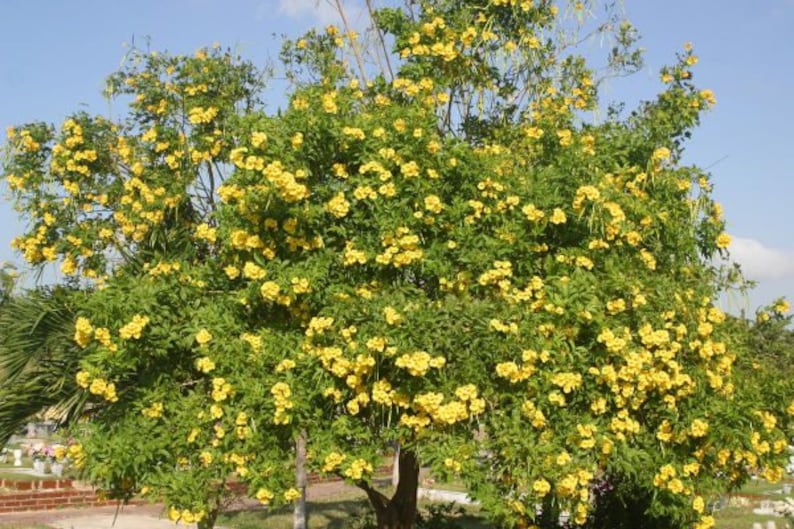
[2, 2, 791, 529]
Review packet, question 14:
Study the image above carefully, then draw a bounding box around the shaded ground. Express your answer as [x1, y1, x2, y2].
[0, 480, 362, 529]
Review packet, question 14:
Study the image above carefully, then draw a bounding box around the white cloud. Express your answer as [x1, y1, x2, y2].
[728, 236, 794, 280]
[275, 0, 342, 27]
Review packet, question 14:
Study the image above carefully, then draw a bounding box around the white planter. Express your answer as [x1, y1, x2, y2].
[51, 462, 64, 477]
[12, 449, 23, 467]
[33, 459, 45, 473]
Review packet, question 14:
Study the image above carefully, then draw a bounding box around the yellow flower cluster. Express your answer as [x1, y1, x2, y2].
[322, 451, 346, 472]
[325, 192, 351, 218]
[194, 223, 217, 243]
[550, 372, 583, 394]
[283, 487, 301, 502]
[195, 356, 216, 373]
[401, 390, 484, 429]
[306, 316, 334, 337]
[119, 314, 150, 340]
[343, 458, 373, 481]
[383, 306, 402, 325]
[146, 261, 181, 277]
[255, 488, 274, 504]
[211, 377, 232, 402]
[78, 373, 118, 402]
[195, 328, 213, 345]
[715, 232, 731, 249]
[187, 106, 219, 124]
[141, 402, 164, 419]
[395, 351, 445, 376]
[495, 350, 540, 383]
[74, 317, 94, 347]
[376, 227, 423, 267]
[271, 382, 293, 424]
[259, 281, 282, 302]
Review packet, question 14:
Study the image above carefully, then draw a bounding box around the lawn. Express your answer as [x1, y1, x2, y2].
[713, 478, 793, 529]
[0, 476, 789, 529]
[220, 491, 492, 529]
[0, 472, 41, 482]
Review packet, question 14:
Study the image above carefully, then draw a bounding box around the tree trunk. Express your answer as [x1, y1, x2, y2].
[197, 507, 218, 529]
[391, 443, 400, 487]
[293, 430, 308, 529]
[358, 448, 420, 529]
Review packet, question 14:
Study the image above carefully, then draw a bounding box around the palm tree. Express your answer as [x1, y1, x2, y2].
[0, 285, 88, 445]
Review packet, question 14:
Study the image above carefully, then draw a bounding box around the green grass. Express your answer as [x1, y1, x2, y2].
[220, 493, 370, 529]
[713, 505, 787, 529]
[219, 493, 493, 529]
[713, 477, 793, 529]
[0, 460, 36, 470]
[732, 478, 792, 500]
[423, 475, 469, 494]
[0, 471, 40, 481]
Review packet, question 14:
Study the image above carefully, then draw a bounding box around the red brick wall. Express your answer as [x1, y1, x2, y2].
[0, 479, 140, 513]
[0, 464, 394, 513]
[0, 489, 121, 513]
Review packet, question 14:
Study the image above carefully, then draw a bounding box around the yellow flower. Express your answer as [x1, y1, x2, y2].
[652, 147, 671, 162]
[689, 419, 709, 438]
[187, 106, 219, 125]
[196, 356, 216, 373]
[284, 488, 302, 502]
[692, 496, 705, 513]
[251, 131, 268, 147]
[424, 195, 443, 214]
[291, 132, 304, 149]
[700, 89, 716, 106]
[88, 377, 108, 396]
[260, 281, 281, 301]
[211, 377, 233, 402]
[74, 317, 94, 347]
[255, 488, 274, 504]
[549, 208, 567, 224]
[326, 192, 351, 218]
[119, 315, 150, 340]
[401, 161, 420, 178]
[76, 371, 91, 388]
[321, 92, 338, 114]
[715, 233, 731, 249]
[322, 451, 346, 472]
[343, 458, 373, 480]
[693, 516, 715, 529]
[444, 458, 461, 472]
[196, 328, 213, 345]
[276, 359, 296, 372]
[533, 478, 551, 497]
[383, 306, 403, 325]
[522, 204, 545, 222]
[142, 402, 164, 419]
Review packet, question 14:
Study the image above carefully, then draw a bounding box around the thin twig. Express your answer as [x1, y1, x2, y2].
[365, 0, 394, 80]
[332, 0, 368, 84]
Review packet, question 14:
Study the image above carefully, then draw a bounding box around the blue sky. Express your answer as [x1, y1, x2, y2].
[1, 1, 792, 314]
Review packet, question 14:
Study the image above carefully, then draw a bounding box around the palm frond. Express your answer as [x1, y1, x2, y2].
[0, 286, 86, 444]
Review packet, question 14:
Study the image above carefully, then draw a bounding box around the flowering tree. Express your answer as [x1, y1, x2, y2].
[3, 2, 792, 529]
